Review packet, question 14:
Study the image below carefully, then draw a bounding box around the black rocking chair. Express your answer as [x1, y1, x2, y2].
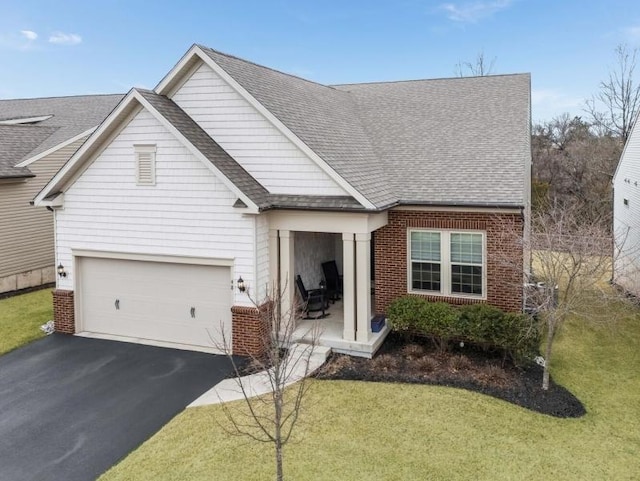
[321, 260, 343, 303]
[295, 275, 330, 319]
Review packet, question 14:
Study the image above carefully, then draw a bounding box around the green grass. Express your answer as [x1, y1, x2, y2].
[0, 289, 52, 355]
[101, 307, 640, 481]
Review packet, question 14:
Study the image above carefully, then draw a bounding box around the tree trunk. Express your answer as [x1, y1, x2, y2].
[275, 390, 283, 481]
[542, 319, 554, 391]
[276, 440, 283, 481]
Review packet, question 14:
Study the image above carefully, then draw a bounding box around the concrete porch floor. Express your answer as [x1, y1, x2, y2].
[291, 298, 390, 358]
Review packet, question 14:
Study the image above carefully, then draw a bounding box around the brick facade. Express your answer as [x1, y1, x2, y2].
[374, 210, 524, 314]
[231, 304, 271, 357]
[52, 289, 75, 334]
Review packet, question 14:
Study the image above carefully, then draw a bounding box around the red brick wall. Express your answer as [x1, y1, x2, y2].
[52, 289, 75, 334]
[375, 210, 524, 313]
[231, 304, 271, 357]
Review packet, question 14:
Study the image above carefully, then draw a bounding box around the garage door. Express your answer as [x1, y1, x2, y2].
[78, 256, 232, 350]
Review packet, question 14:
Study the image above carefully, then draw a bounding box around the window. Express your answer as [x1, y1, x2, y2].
[135, 145, 156, 185]
[409, 230, 485, 298]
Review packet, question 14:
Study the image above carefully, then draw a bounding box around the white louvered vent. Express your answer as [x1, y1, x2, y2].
[135, 145, 156, 185]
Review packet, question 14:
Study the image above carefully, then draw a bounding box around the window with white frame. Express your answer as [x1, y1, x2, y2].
[134, 145, 156, 185]
[409, 230, 485, 297]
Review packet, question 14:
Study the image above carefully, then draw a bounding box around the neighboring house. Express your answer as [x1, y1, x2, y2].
[0, 94, 123, 294]
[613, 113, 640, 295]
[34, 45, 531, 358]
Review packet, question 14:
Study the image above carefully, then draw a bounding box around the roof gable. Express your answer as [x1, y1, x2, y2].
[34, 90, 267, 211]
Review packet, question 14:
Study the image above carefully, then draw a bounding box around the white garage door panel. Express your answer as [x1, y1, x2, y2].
[80, 257, 232, 349]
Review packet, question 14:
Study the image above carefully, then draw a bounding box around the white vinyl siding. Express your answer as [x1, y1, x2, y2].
[409, 230, 486, 298]
[171, 61, 348, 196]
[0, 137, 86, 278]
[613, 116, 640, 295]
[56, 108, 256, 307]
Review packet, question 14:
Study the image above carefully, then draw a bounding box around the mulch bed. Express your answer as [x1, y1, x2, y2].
[314, 332, 586, 418]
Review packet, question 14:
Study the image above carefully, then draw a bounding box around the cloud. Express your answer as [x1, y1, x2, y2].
[439, 0, 512, 23]
[48, 32, 82, 46]
[20, 30, 38, 41]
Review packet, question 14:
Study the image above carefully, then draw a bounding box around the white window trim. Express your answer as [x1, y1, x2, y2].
[407, 228, 487, 300]
[134, 144, 156, 186]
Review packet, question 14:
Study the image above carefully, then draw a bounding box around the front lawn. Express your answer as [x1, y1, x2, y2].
[0, 289, 52, 355]
[101, 307, 640, 480]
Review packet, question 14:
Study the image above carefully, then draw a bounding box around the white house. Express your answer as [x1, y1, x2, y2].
[34, 45, 531, 358]
[613, 113, 640, 295]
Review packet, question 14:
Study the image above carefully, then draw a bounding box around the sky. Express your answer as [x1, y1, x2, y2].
[1, 0, 639, 123]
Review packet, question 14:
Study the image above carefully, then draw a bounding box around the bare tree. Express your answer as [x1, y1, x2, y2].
[455, 51, 496, 77]
[215, 282, 320, 481]
[531, 114, 622, 221]
[586, 44, 640, 144]
[497, 200, 632, 390]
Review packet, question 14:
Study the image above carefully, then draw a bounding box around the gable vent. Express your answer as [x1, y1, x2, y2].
[135, 145, 156, 185]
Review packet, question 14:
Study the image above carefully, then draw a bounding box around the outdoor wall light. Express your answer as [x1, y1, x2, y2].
[57, 263, 67, 278]
[237, 276, 246, 293]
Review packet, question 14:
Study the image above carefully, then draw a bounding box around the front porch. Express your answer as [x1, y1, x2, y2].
[268, 209, 390, 358]
[292, 298, 390, 358]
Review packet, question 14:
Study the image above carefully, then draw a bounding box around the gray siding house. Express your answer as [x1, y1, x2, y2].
[0, 94, 123, 294]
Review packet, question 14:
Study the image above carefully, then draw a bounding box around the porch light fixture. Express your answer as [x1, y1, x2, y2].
[57, 263, 67, 278]
[237, 276, 246, 293]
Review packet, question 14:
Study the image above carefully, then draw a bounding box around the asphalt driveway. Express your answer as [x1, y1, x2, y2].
[0, 334, 239, 481]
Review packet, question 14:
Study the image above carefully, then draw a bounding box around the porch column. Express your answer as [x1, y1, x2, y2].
[268, 229, 279, 294]
[342, 233, 356, 341]
[279, 230, 295, 328]
[355, 233, 372, 343]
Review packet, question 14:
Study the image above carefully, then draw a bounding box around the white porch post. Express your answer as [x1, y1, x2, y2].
[268, 229, 279, 294]
[355, 233, 372, 343]
[279, 230, 295, 327]
[342, 233, 356, 341]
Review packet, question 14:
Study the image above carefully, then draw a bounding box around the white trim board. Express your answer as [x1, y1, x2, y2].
[72, 249, 235, 267]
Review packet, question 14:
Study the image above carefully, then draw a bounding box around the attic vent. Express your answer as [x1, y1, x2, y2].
[135, 145, 156, 185]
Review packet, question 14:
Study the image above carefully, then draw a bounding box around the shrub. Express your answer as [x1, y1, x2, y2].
[412, 356, 439, 373]
[387, 295, 541, 365]
[401, 343, 426, 359]
[386, 296, 430, 332]
[372, 353, 398, 371]
[448, 354, 472, 372]
[459, 304, 505, 340]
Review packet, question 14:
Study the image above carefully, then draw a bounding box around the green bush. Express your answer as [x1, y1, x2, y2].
[386, 296, 540, 364]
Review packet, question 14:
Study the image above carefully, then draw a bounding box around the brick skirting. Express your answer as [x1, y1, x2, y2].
[374, 210, 524, 314]
[52, 289, 75, 334]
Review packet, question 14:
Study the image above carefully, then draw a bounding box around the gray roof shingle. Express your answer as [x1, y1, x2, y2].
[0, 125, 57, 178]
[0, 94, 123, 179]
[197, 46, 530, 209]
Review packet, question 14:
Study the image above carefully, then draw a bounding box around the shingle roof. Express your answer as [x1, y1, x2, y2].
[197, 46, 530, 208]
[333, 76, 531, 207]
[0, 94, 123, 179]
[0, 125, 57, 178]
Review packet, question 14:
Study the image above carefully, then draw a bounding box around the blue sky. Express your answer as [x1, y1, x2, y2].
[1, 0, 639, 123]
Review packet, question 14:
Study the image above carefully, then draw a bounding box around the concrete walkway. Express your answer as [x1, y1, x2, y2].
[189, 343, 331, 407]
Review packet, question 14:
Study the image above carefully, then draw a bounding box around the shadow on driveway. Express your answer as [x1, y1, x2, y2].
[0, 334, 239, 481]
